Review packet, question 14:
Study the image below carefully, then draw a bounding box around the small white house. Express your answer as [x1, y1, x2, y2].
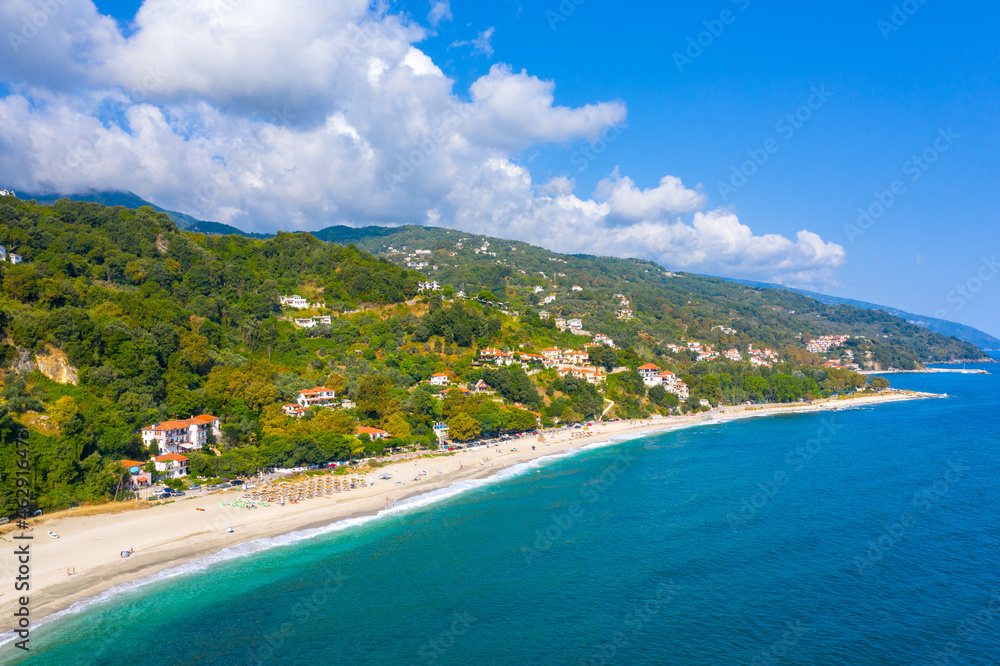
[280, 295, 310, 309]
[429, 373, 450, 386]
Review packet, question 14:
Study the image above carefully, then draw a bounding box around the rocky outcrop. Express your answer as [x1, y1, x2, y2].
[34, 346, 79, 385]
[10, 349, 35, 374]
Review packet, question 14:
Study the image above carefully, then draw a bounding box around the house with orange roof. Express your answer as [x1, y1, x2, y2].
[153, 453, 189, 478]
[296, 386, 337, 409]
[637, 363, 661, 385]
[282, 403, 307, 418]
[142, 414, 221, 454]
[540, 347, 562, 361]
[429, 373, 451, 386]
[119, 459, 152, 488]
[356, 426, 389, 440]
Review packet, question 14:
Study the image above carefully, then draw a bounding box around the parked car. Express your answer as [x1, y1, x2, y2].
[31, 510, 42, 517]
[172, 491, 186, 497]
[189, 484, 201, 490]
[0, 517, 10, 525]
[218, 483, 232, 489]
[206, 485, 218, 491]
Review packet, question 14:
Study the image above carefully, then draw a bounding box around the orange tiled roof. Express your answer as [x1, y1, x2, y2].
[154, 453, 189, 462]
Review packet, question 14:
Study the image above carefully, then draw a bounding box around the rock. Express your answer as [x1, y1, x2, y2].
[35, 345, 79, 385]
[11, 349, 35, 374]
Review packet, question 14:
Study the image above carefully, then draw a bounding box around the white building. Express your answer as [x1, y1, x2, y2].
[153, 453, 189, 479]
[282, 404, 306, 418]
[593, 334, 615, 348]
[141, 415, 221, 454]
[638, 363, 661, 386]
[9, 254, 22, 265]
[297, 386, 337, 408]
[429, 373, 450, 386]
[571, 285, 583, 292]
[280, 295, 310, 309]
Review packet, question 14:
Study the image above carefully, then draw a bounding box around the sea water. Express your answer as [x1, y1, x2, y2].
[3, 363, 999, 665]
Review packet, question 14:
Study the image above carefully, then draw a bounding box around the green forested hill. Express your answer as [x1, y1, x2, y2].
[310, 224, 987, 366]
[0, 197, 987, 516]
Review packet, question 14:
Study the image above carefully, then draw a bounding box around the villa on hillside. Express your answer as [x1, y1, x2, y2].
[429, 373, 451, 386]
[638, 363, 661, 385]
[637, 364, 690, 399]
[279, 295, 310, 309]
[153, 453, 190, 478]
[141, 415, 221, 453]
[356, 426, 389, 439]
[282, 404, 307, 418]
[296, 386, 337, 408]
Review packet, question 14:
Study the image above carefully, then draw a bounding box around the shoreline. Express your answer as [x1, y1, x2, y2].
[0, 390, 938, 640]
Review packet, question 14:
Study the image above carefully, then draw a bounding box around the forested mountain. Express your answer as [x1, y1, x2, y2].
[728, 278, 1000, 352]
[310, 224, 988, 366]
[0, 196, 987, 516]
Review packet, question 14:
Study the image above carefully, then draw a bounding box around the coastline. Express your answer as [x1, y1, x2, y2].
[0, 390, 938, 638]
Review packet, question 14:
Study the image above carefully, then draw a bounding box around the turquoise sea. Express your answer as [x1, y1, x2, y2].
[3, 363, 999, 665]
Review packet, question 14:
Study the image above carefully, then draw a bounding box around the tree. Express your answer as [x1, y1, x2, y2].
[868, 376, 890, 391]
[447, 413, 481, 441]
[592, 345, 618, 372]
[477, 290, 495, 301]
[383, 412, 411, 440]
[356, 375, 400, 419]
[50, 396, 79, 428]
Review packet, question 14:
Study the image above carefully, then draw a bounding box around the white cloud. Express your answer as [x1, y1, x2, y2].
[0, 0, 845, 285]
[595, 168, 706, 220]
[428, 1, 452, 27]
[450, 26, 495, 58]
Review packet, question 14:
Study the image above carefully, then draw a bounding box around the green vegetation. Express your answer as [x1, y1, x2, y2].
[0, 198, 976, 517]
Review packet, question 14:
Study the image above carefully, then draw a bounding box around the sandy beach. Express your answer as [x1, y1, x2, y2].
[0, 390, 937, 632]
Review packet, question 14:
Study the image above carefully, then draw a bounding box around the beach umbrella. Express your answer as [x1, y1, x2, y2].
[379, 473, 392, 479]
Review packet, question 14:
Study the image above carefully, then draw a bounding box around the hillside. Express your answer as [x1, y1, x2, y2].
[0, 196, 987, 517]
[28, 191, 999, 354]
[310, 224, 988, 366]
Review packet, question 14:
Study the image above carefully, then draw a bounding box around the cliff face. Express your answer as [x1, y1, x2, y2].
[34, 345, 79, 385]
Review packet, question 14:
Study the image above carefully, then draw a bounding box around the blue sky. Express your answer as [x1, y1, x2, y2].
[6, 0, 1000, 338]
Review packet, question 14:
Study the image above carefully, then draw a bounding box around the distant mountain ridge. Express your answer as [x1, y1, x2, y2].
[14, 190, 996, 352]
[19, 190, 272, 239]
[726, 278, 1000, 352]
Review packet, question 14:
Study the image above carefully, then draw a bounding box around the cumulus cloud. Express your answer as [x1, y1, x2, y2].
[595, 168, 706, 221]
[0, 0, 845, 285]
